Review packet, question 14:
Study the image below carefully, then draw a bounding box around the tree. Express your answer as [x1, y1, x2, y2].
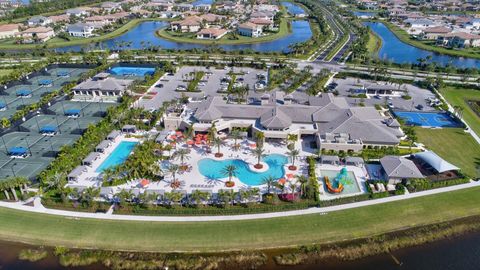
[296, 175, 308, 198]
[212, 137, 226, 157]
[174, 148, 190, 166]
[0, 117, 10, 129]
[254, 131, 265, 146]
[287, 149, 300, 168]
[167, 164, 179, 182]
[230, 128, 242, 151]
[252, 146, 266, 168]
[262, 175, 276, 194]
[221, 164, 238, 184]
[218, 189, 235, 207]
[189, 190, 211, 206]
[164, 191, 184, 207]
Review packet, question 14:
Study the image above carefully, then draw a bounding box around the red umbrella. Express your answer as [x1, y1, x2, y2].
[176, 131, 183, 136]
[286, 173, 294, 179]
[187, 140, 194, 145]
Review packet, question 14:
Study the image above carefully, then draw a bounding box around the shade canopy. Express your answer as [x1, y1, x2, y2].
[65, 109, 81, 116]
[39, 79, 53, 85]
[8, 147, 27, 155]
[40, 125, 57, 133]
[414, 151, 459, 173]
[16, 89, 32, 96]
[57, 71, 69, 77]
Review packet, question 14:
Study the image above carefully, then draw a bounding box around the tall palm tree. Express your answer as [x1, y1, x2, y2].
[164, 191, 184, 206]
[212, 137, 226, 157]
[174, 148, 190, 166]
[296, 175, 308, 198]
[167, 164, 179, 182]
[252, 146, 266, 168]
[230, 128, 242, 151]
[255, 131, 265, 146]
[221, 164, 238, 184]
[262, 175, 276, 194]
[190, 190, 211, 206]
[287, 149, 300, 168]
[218, 189, 235, 207]
[288, 182, 297, 200]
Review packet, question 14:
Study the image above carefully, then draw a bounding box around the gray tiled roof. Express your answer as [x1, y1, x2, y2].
[73, 77, 133, 92]
[380, 156, 424, 179]
[189, 91, 400, 144]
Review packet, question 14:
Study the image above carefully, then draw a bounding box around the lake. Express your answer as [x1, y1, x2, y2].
[57, 18, 312, 53]
[364, 21, 480, 68]
[2, 231, 480, 269]
[282, 1, 306, 15]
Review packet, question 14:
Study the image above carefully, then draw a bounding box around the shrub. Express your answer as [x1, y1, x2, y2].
[18, 249, 48, 262]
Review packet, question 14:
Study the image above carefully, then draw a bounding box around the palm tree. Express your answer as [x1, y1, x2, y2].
[255, 131, 265, 146]
[218, 189, 235, 207]
[296, 175, 308, 198]
[167, 164, 179, 182]
[230, 129, 242, 151]
[0, 181, 10, 200]
[287, 149, 300, 169]
[164, 191, 184, 207]
[262, 176, 276, 194]
[288, 182, 297, 200]
[221, 164, 238, 185]
[252, 146, 266, 168]
[212, 137, 226, 157]
[174, 148, 190, 166]
[190, 190, 211, 206]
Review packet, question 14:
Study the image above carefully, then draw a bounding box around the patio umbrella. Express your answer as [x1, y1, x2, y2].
[139, 179, 150, 188]
[286, 173, 294, 179]
[278, 178, 286, 185]
[176, 131, 183, 136]
[249, 143, 256, 148]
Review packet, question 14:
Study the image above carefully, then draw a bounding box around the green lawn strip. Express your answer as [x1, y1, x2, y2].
[156, 18, 291, 45]
[415, 128, 480, 177]
[1, 187, 480, 252]
[366, 29, 381, 55]
[383, 21, 480, 60]
[439, 86, 480, 135]
[0, 69, 13, 77]
[0, 18, 168, 50]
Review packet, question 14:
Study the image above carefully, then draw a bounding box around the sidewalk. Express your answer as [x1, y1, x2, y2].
[1, 181, 479, 222]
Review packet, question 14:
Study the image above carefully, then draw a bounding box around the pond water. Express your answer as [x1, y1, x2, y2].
[364, 22, 480, 68]
[353, 11, 375, 18]
[282, 1, 306, 15]
[57, 4, 312, 53]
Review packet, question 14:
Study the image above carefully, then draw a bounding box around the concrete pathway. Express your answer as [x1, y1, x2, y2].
[0, 181, 479, 222]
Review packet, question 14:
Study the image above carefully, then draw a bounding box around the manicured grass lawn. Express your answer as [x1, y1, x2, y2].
[439, 86, 480, 136]
[0, 69, 13, 77]
[384, 22, 480, 60]
[367, 30, 381, 55]
[1, 186, 480, 252]
[415, 128, 480, 178]
[157, 18, 291, 45]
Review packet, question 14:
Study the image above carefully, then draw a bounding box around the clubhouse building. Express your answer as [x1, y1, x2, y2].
[163, 92, 404, 152]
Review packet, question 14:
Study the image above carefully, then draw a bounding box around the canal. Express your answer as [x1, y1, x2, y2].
[364, 22, 480, 68]
[2, 231, 480, 269]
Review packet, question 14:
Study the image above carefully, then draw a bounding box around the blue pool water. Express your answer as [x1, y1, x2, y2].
[394, 111, 461, 128]
[109, 66, 155, 77]
[96, 141, 138, 172]
[198, 154, 288, 186]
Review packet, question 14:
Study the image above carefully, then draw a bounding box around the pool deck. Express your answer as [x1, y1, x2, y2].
[66, 135, 141, 189]
[316, 164, 368, 200]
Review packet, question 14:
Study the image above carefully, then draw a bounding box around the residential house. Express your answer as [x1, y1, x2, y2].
[420, 26, 451, 40]
[175, 3, 193, 11]
[48, 14, 70, 24]
[0, 23, 19, 39]
[249, 18, 274, 30]
[170, 16, 202, 32]
[101, 1, 122, 12]
[237, 22, 263, 37]
[66, 7, 89, 17]
[67, 23, 96, 38]
[196, 28, 228, 39]
[404, 18, 435, 28]
[27, 16, 52, 26]
[194, 3, 211, 12]
[437, 32, 480, 48]
[85, 15, 110, 26]
[16, 27, 55, 43]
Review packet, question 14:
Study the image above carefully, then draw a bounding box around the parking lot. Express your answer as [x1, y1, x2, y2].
[330, 77, 437, 111]
[137, 66, 266, 111]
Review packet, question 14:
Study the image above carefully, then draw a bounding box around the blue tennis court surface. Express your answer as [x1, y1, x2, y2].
[109, 66, 155, 77]
[394, 111, 461, 128]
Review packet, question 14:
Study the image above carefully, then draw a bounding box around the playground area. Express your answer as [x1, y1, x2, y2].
[316, 164, 367, 199]
[0, 67, 90, 121]
[394, 111, 462, 128]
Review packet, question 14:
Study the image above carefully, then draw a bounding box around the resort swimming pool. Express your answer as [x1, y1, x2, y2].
[394, 111, 461, 128]
[198, 154, 288, 186]
[96, 141, 138, 173]
[109, 66, 155, 77]
[320, 169, 361, 196]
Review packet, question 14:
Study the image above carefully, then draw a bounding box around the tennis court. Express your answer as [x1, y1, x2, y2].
[394, 111, 462, 128]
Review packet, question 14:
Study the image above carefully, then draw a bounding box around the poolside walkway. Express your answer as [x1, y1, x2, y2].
[0, 181, 479, 222]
